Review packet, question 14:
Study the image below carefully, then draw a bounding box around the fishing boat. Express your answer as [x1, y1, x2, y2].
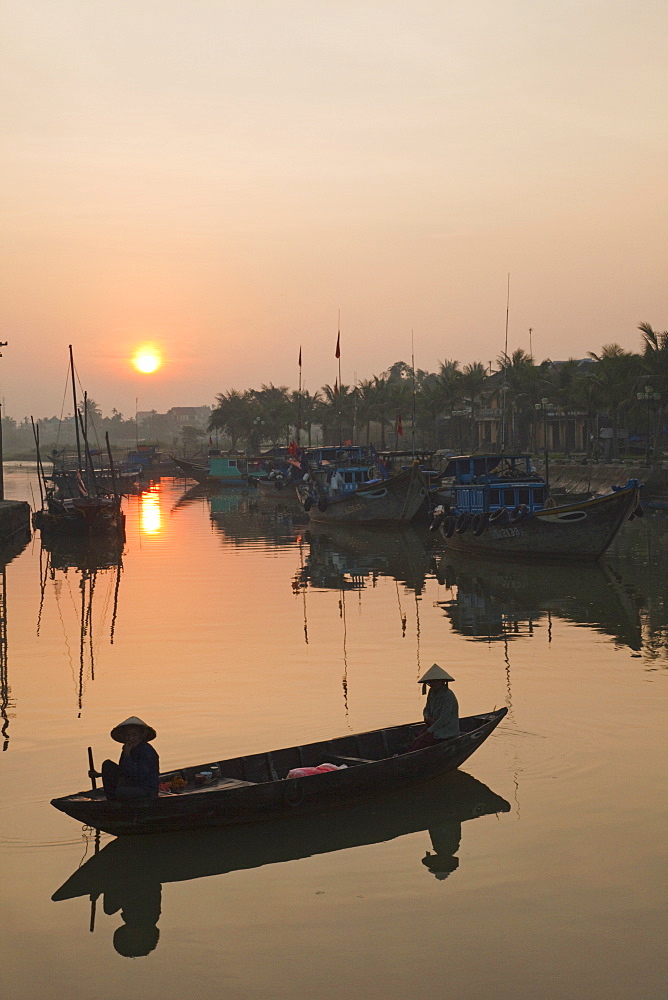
[432, 454, 642, 560]
[32, 351, 126, 539]
[50, 709, 507, 836]
[52, 769, 510, 908]
[304, 464, 428, 526]
[172, 452, 266, 486]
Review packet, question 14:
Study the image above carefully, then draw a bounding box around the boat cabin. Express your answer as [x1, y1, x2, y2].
[305, 446, 379, 496]
[442, 454, 549, 514]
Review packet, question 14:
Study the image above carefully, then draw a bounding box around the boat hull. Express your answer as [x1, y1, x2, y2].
[307, 466, 428, 525]
[50, 710, 507, 836]
[52, 769, 510, 900]
[438, 482, 640, 561]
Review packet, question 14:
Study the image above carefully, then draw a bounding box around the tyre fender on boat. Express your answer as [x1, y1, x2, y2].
[304, 496, 313, 512]
[317, 498, 328, 512]
[443, 515, 456, 538]
[509, 504, 529, 523]
[284, 779, 305, 807]
[488, 507, 508, 525]
[455, 512, 471, 534]
[472, 512, 489, 536]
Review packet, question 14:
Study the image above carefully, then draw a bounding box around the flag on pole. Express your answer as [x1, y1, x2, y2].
[335, 331, 340, 358]
[334, 378, 339, 396]
[396, 415, 403, 436]
[298, 346, 302, 367]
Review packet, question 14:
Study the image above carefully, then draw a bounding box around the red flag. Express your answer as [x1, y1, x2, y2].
[334, 378, 339, 396]
[335, 331, 340, 358]
[396, 415, 403, 436]
[209, 436, 213, 445]
[298, 346, 302, 367]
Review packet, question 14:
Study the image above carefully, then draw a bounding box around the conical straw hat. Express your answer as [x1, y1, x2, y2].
[418, 663, 455, 684]
[110, 716, 157, 743]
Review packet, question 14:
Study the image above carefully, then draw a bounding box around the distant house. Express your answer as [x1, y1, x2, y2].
[166, 406, 212, 428]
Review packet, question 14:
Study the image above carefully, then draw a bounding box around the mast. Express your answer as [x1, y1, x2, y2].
[501, 274, 510, 452]
[411, 331, 417, 459]
[69, 345, 83, 473]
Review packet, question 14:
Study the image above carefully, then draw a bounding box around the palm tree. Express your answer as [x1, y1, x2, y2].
[208, 390, 252, 452]
[458, 362, 489, 451]
[638, 322, 668, 463]
[587, 345, 642, 460]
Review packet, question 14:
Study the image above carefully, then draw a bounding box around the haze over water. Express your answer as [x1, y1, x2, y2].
[0, 467, 665, 999]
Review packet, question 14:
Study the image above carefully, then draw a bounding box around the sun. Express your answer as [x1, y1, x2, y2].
[132, 347, 162, 374]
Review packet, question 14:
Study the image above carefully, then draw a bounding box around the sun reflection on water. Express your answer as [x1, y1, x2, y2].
[140, 490, 162, 535]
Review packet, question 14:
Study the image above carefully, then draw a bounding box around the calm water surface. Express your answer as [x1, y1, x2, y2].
[1, 467, 666, 1000]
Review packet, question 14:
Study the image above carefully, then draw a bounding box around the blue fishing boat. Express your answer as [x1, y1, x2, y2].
[431, 454, 642, 561]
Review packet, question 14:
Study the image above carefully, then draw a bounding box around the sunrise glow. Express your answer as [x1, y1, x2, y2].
[132, 348, 162, 374]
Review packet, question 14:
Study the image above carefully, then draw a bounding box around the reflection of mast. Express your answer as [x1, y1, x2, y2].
[0, 567, 11, 750]
[395, 581, 407, 636]
[339, 588, 349, 721]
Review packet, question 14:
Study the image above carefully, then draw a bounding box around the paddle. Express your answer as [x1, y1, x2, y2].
[88, 747, 97, 791]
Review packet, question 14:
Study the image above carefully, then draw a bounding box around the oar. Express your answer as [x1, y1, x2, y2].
[87, 746, 97, 791]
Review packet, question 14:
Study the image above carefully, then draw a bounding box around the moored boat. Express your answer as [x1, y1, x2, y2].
[432, 453, 642, 560]
[50, 709, 507, 836]
[304, 464, 428, 525]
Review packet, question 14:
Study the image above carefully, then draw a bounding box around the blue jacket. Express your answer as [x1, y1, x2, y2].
[118, 742, 160, 797]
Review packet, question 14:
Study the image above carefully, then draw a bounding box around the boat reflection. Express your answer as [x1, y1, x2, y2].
[0, 528, 31, 750]
[434, 551, 642, 650]
[298, 525, 432, 595]
[173, 485, 308, 547]
[52, 769, 510, 956]
[38, 534, 124, 714]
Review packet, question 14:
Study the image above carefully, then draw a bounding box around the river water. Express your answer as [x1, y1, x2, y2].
[1, 467, 665, 1000]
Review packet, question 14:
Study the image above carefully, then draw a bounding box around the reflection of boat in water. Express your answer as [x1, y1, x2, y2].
[435, 551, 642, 650]
[52, 769, 510, 955]
[40, 532, 125, 574]
[51, 709, 507, 835]
[38, 533, 124, 714]
[301, 525, 432, 595]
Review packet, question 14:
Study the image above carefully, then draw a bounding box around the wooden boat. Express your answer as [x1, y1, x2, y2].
[435, 480, 641, 561]
[50, 709, 507, 836]
[32, 494, 125, 538]
[52, 769, 510, 906]
[305, 464, 428, 525]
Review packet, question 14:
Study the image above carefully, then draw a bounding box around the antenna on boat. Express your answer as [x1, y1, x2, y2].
[69, 346, 83, 474]
[411, 331, 416, 460]
[501, 274, 510, 453]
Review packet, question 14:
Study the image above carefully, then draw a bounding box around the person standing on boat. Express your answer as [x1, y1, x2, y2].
[92, 717, 160, 801]
[408, 664, 459, 751]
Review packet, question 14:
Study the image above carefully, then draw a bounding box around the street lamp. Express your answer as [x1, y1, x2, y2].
[534, 398, 555, 484]
[636, 385, 661, 467]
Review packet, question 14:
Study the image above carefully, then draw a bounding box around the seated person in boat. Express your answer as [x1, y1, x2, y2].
[92, 716, 160, 801]
[408, 664, 459, 751]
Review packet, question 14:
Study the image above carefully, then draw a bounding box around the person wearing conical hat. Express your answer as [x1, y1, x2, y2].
[91, 717, 160, 801]
[408, 664, 459, 752]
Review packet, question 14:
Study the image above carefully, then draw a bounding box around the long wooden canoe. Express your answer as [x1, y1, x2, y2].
[51, 709, 507, 836]
[52, 769, 511, 906]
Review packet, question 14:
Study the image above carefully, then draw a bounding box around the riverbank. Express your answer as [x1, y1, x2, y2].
[536, 459, 668, 500]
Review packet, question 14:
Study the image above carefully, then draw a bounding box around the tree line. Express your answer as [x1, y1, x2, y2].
[6, 322, 665, 462]
[208, 323, 667, 462]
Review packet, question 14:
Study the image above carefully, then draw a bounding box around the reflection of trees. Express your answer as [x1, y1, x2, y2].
[435, 553, 643, 652]
[52, 769, 511, 954]
[0, 529, 32, 750]
[606, 517, 668, 665]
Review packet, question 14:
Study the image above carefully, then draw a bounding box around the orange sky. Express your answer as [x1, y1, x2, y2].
[1, 1, 666, 419]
